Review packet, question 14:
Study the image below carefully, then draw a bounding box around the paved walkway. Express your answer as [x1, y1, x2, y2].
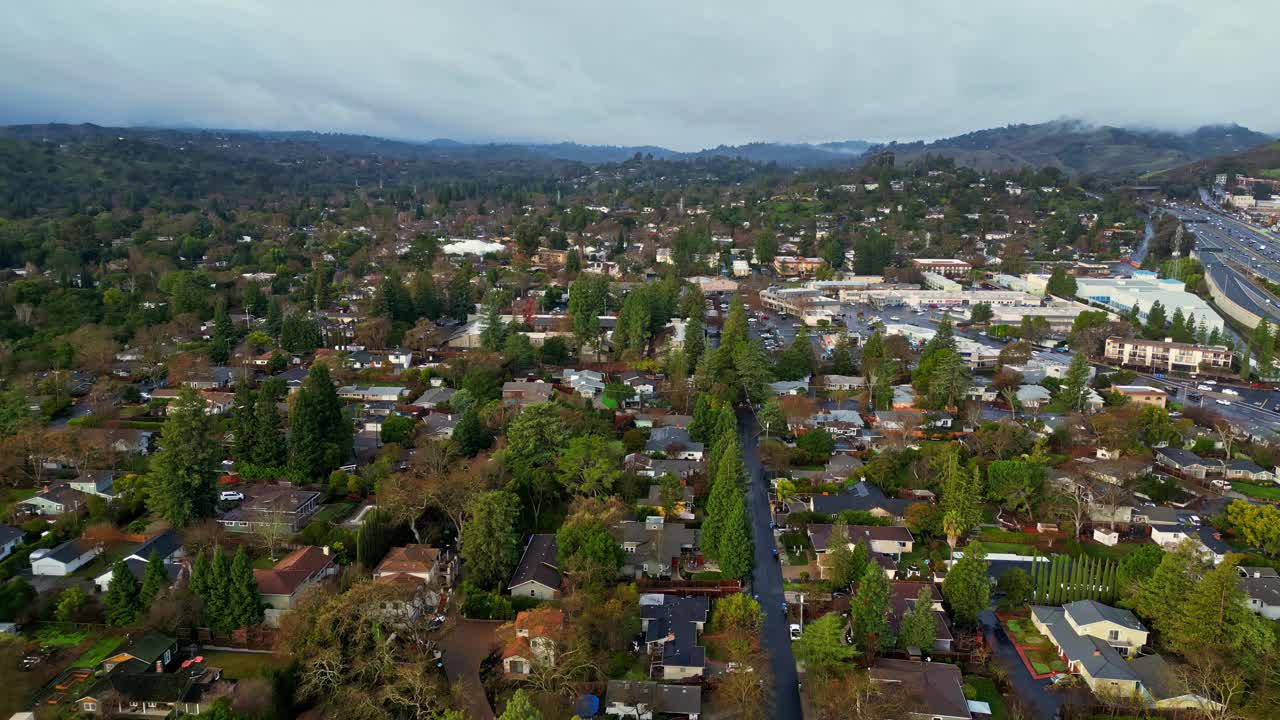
[439, 618, 500, 720]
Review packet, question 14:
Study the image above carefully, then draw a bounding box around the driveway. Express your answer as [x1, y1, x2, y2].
[739, 409, 803, 720]
[439, 618, 500, 720]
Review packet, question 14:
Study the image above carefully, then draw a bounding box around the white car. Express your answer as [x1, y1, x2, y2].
[1221, 389, 1240, 396]
[1216, 399, 1232, 406]
[789, 623, 802, 641]
[219, 491, 245, 502]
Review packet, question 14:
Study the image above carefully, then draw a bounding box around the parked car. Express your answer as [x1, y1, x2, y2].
[789, 623, 802, 641]
[219, 491, 245, 501]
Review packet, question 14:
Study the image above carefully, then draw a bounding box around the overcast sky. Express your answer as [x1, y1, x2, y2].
[3, 2, 1276, 151]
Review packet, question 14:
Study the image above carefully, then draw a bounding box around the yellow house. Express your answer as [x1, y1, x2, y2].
[1031, 601, 1148, 696]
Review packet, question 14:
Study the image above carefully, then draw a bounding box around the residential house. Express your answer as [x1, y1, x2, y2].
[421, 413, 460, 439]
[1154, 447, 1222, 479]
[508, 534, 562, 600]
[255, 546, 339, 624]
[1237, 566, 1280, 620]
[1129, 654, 1228, 713]
[502, 381, 555, 407]
[76, 634, 224, 717]
[216, 485, 321, 533]
[17, 485, 93, 516]
[868, 658, 972, 720]
[1224, 459, 1273, 482]
[0, 524, 24, 560]
[1031, 601, 1149, 696]
[802, 481, 913, 520]
[375, 545, 457, 589]
[1148, 522, 1232, 564]
[809, 524, 913, 579]
[643, 482, 695, 519]
[891, 385, 915, 408]
[502, 608, 566, 675]
[338, 385, 409, 403]
[823, 374, 865, 392]
[613, 517, 699, 579]
[802, 409, 864, 438]
[93, 530, 185, 593]
[1110, 385, 1167, 408]
[564, 369, 607, 399]
[619, 370, 657, 403]
[888, 582, 954, 652]
[639, 594, 709, 680]
[645, 427, 704, 461]
[409, 386, 455, 410]
[69, 470, 117, 498]
[31, 538, 101, 576]
[604, 680, 702, 720]
[1015, 384, 1052, 411]
[625, 454, 702, 480]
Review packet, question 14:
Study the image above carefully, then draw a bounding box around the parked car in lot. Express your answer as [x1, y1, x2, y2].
[219, 491, 245, 501]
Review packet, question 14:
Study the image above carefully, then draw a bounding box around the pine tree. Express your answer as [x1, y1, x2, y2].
[898, 587, 939, 651]
[288, 363, 352, 479]
[850, 561, 892, 650]
[105, 560, 142, 626]
[148, 387, 220, 527]
[228, 547, 263, 628]
[231, 384, 258, 462]
[251, 390, 286, 467]
[140, 550, 169, 605]
[702, 439, 742, 561]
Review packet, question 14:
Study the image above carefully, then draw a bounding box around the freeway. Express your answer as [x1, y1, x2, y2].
[1133, 372, 1280, 439]
[1163, 199, 1280, 327]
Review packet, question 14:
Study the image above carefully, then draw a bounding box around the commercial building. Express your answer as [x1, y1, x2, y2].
[759, 286, 841, 325]
[989, 300, 1105, 334]
[1075, 273, 1224, 333]
[992, 273, 1050, 296]
[1110, 385, 1168, 408]
[911, 258, 972, 277]
[844, 287, 1038, 309]
[772, 256, 825, 276]
[922, 272, 961, 291]
[1103, 336, 1233, 374]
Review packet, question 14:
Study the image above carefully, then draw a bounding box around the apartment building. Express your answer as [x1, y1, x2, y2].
[1103, 336, 1233, 373]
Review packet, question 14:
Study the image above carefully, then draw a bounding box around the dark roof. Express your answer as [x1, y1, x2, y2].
[870, 658, 970, 719]
[809, 481, 912, 517]
[40, 538, 95, 564]
[1128, 654, 1187, 702]
[0, 524, 23, 546]
[605, 680, 702, 715]
[1155, 447, 1216, 468]
[640, 594, 709, 670]
[1227, 458, 1267, 474]
[130, 530, 181, 562]
[1030, 605, 1137, 682]
[118, 632, 177, 666]
[117, 557, 182, 586]
[808, 523, 913, 553]
[508, 534, 562, 592]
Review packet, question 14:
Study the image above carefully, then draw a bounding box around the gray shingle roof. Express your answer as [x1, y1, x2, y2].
[508, 534, 561, 592]
[1031, 605, 1139, 682]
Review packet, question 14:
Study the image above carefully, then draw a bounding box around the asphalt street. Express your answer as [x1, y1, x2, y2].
[739, 408, 803, 720]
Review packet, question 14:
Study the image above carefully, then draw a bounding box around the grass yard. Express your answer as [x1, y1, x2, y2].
[311, 501, 357, 525]
[0, 487, 36, 518]
[964, 675, 1008, 720]
[1232, 481, 1280, 501]
[35, 627, 91, 646]
[978, 542, 1039, 556]
[1066, 540, 1143, 562]
[977, 529, 1039, 545]
[199, 651, 290, 680]
[71, 636, 122, 668]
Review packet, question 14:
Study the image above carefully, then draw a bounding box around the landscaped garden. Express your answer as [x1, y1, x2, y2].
[964, 675, 1008, 720]
[1000, 615, 1068, 677]
[71, 636, 122, 668]
[1232, 480, 1280, 501]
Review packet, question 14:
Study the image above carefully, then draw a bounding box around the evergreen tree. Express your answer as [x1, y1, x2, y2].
[228, 547, 263, 628]
[701, 437, 743, 560]
[499, 689, 543, 720]
[451, 407, 492, 457]
[251, 389, 286, 467]
[1046, 267, 1078, 297]
[288, 364, 352, 479]
[826, 521, 866, 591]
[206, 549, 232, 632]
[689, 395, 712, 444]
[140, 550, 169, 605]
[231, 384, 258, 462]
[189, 550, 209, 598]
[717, 496, 754, 579]
[942, 543, 990, 627]
[1131, 541, 1201, 638]
[265, 296, 284, 338]
[850, 561, 892, 650]
[684, 314, 705, 369]
[898, 587, 938, 651]
[1143, 300, 1167, 338]
[828, 336, 855, 376]
[148, 387, 220, 527]
[1059, 353, 1092, 411]
[105, 560, 142, 626]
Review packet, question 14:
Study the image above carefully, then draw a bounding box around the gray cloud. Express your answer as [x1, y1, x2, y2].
[2, 1, 1277, 151]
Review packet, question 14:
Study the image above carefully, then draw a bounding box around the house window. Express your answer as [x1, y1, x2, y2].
[1108, 630, 1119, 641]
[529, 590, 536, 597]
[84, 702, 97, 711]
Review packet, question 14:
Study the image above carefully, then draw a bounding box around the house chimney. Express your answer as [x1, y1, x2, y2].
[1092, 650, 1102, 657]
[156, 660, 164, 672]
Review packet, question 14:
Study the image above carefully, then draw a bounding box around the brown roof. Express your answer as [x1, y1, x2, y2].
[376, 545, 443, 574]
[808, 523, 913, 552]
[254, 546, 334, 596]
[515, 607, 565, 638]
[869, 658, 969, 718]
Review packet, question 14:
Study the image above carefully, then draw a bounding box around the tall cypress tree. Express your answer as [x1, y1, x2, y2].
[105, 560, 142, 626]
[140, 550, 169, 605]
[206, 549, 232, 632]
[231, 384, 259, 462]
[148, 387, 220, 527]
[288, 364, 352, 479]
[717, 494, 754, 580]
[228, 547, 263, 628]
[189, 549, 209, 597]
[251, 390, 286, 467]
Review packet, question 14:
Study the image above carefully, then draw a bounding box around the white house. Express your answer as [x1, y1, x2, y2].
[31, 539, 101, 576]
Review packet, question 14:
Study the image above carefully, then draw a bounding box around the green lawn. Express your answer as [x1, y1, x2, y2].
[965, 676, 1008, 720]
[1232, 481, 1280, 501]
[0, 487, 36, 518]
[1064, 540, 1144, 562]
[199, 650, 290, 679]
[1002, 617, 1068, 674]
[35, 627, 92, 646]
[977, 542, 1039, 556]
[311, 502, 356, 525]
[977, 529, 1039, 545]
[71, 636, 122, 668]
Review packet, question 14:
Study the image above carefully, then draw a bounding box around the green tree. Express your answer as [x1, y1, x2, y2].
[1130, 540, 1202, 638]
[828, 336, 855, 376]
[758, 398, 787, 438]
[985, 460, 1045, 515]
[228, 547, 263, 628]
[568, 273, 610, 353]
[105, 560, 142, 626]
[793, 613, 857, 675]
[148, 387, 220, 527]
[1172, 556, 1276, 669]
[1046, 267, 1078, 297]
[1057, 353, 1092, 411]
[288, 364, 352, 479]
[997, 567, 1033, 609]
[251, 388, 286, 466]
[460, 491, 522, 590]
[189, 550, 210, 598]
[701, 436, 743, 559]
[969, 302, 993, 323]
[942, 543, 990, 627]
[205, 549, 233, 632]
[684, 313, 706, 369]
[1143, 300, 1167, 338]
[139, 550, 169, 605]
[796, 428, 835, 458]
[499, 689, 543, 720]
[231, 384, 258, 462]
[897, 587, 938, 651]
[850, 561, 892, 650]
[556, 521, 626, 590]
[55, 586, 88, 622]
[717, 497, 754, 579]
[556, 435, 623, 496]
[451, 407, 491, 457]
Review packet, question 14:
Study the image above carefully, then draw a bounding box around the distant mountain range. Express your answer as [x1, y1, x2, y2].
[1146, 139, 1280, 184]
[0, 120, 1272, 176]
[867, 120, 1275, 176]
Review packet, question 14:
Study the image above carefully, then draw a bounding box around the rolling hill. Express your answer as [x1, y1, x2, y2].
[1148, 140, 1280, 184]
